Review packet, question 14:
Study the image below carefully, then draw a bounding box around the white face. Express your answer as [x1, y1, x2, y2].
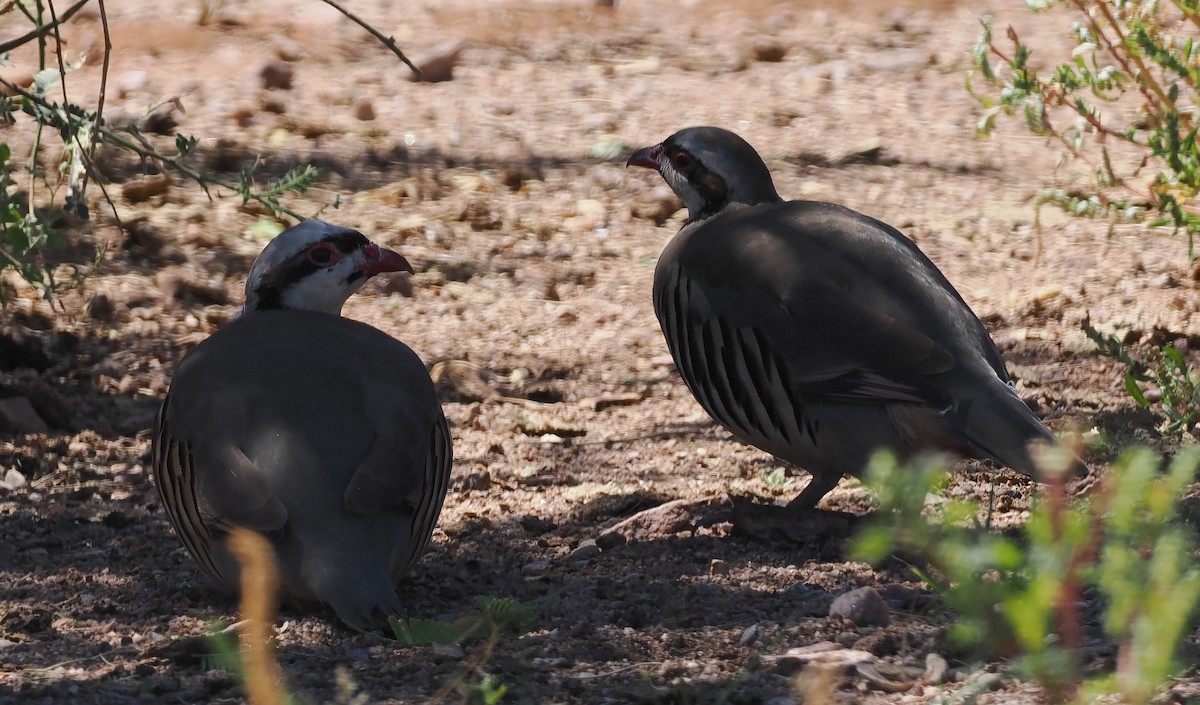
[242, 220, 407, 315]
[275, 246, 373, 314]
[657, 157, 708, 223]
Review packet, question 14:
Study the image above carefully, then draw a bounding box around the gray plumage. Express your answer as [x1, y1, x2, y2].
[152, 220, 452, 628]
[628, 126, 1084, 509]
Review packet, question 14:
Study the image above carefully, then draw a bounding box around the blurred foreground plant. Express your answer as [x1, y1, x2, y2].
[853, 447, 1200, 703]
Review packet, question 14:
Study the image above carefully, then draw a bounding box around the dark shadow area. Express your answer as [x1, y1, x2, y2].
[0, 324, 164, 446]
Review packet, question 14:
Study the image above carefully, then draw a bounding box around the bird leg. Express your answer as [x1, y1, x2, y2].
[785, 472, 846, 511]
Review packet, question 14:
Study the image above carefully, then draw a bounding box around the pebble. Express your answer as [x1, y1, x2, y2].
[116, 70, 147, 96]
[750, 41, 788, 63]
[353, 98, 376, 121]
[121, 173, 172, 203]
[923, 653, 949, 684]
[411, 40, 463, 83]
[1, 468, 27, 491]
[739, 623, 761, 646]
[581, 112, 618, 132]
[87, 293, 115, 322]
[260, 60, 294, 90]
[567, 539, 601, 561]
[273, 37, 304, 62]
[141, 100, 180, 135]
[521, 559, 552, 575]
[863, 48, 930, 72]
[829, 586, 890, 627]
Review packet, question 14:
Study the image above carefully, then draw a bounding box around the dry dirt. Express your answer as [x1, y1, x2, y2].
[1, 0, 1199, 703]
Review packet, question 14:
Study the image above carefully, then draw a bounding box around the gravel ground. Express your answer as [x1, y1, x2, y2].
[1, 0, 1198, 703]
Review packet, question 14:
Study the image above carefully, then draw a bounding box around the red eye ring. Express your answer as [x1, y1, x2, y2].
[307, 244, 338, 266]
[670, 150, 694, 171]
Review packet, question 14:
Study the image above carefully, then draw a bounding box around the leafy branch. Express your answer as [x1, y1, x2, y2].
[972, 1, 1200, 259]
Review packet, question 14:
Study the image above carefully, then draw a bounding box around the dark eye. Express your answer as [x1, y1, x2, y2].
[307, 244, 337, 266]
[670, 150, 695, 171]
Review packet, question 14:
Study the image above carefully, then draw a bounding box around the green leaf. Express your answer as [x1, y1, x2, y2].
[1124, 374, 1150, 407]
[388, 616, 465, 645]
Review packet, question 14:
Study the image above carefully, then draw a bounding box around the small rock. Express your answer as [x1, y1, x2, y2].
[1152, 272, 1179, 289]
[410, 40, 464, 83]
[273, 37, 304, 62]
[260, 60, 294, 90]
[121, 173, 172, 203]
[922, 653, 949, 684]
[597, 498, 713, 544]
[768, 641, 874, 668]
[632, 185, 681, 225]
[432, 643, 464, 660]
[739, 623, 761, 646]
[353, 98, 376, 121]
[880, 583, 937, 610]
[87, 293, 115, 322]
[581, 112, 618, 133]
[1, 468, 27, 491]
[0, 397, 49, 434]
[829, 586, 890, 627]
[750, 41, 788, 63]
[231, 106, 256, 128]
[851, 630, 898, 656]
[864, 49, 930, 73]
[855, 662, 921, 693]
[141, 99, 181, 135]
[568, 539, 601, 561]
[521, 559, 552, 575]
[576, 393, 643, 411]
[116, 70, 147, 96]
[709, 558, 729, 576]
[614, 57, 660, 76]
[595, 531, 626, 550]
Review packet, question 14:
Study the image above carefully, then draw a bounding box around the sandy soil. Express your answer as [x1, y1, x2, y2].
[1, 0, 1198, 703]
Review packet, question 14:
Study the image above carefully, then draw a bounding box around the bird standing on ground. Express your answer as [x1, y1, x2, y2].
[152, 220, 452, 629]
[627, 126, 1084, 512]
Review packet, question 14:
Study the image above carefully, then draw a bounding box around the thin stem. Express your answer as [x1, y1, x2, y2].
[0, 0, 91, 55]
[0, 77, 306, 221]
[316, 0, 422, 78]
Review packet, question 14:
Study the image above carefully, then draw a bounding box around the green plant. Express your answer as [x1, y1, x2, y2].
[971, 1, 1200, 432]
[853, 447, 1200, 703]
[458, 674, 508, 705]
[0, 0, 416, 305]
[1082, 317, 1200, 436]
[972, 0, 1200, 259]
[389, 597, 535, 705]
[389, 596, 536, 646]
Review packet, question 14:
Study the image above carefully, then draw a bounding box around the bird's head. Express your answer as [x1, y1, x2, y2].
[626, 126, 782, 223]
[243, 220, 413, 315]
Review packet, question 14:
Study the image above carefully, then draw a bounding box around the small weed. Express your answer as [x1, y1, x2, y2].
[758, 467, 796, 492]
[389, 596, 536, 646]
[972, 0, 1200, 261]
[854, 447, 1200, 702]
[1082, 317, 1200, 437]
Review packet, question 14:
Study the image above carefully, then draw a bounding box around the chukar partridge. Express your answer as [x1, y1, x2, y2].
[627, 126, 1084, 511]
[152, 220, 452, 628]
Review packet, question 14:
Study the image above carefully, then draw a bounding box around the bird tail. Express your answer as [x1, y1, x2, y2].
[957, 379, 1088, 480]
